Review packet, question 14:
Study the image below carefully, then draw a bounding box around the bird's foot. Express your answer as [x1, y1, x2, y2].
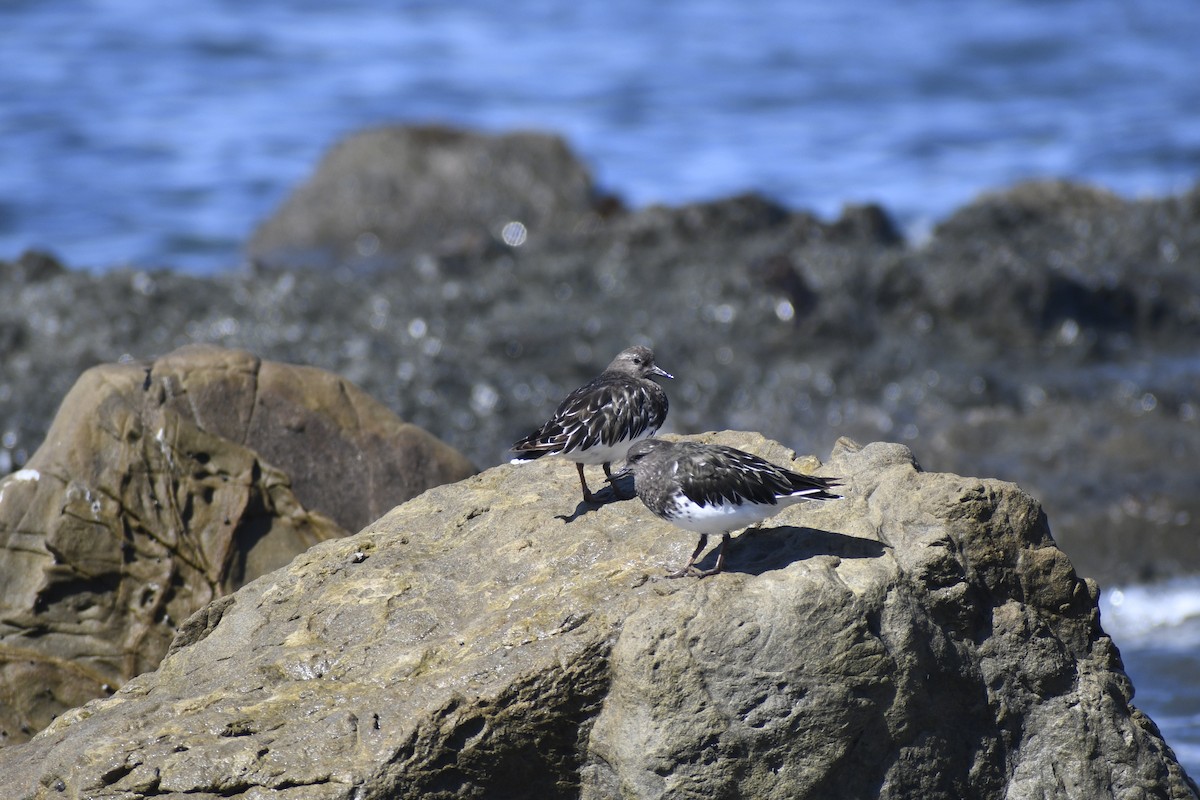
[666, 567, 724, 579]
[667, 545, 727, 578]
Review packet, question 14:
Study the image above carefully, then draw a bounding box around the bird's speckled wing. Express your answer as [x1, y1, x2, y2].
[674, 444, 839, 507]
[511, 376, 667, 457]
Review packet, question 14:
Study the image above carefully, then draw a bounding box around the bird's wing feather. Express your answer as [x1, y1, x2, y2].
[677, 445, 838, 507]
[511, 377, 667, 456]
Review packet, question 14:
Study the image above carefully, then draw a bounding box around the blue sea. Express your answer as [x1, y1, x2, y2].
[2, 0, 1199, 776]
[2, 0, 1199, 272]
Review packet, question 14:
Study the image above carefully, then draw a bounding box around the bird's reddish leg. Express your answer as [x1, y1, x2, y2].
[668, 534, 709, 578]
[603, 462, 631, 500]
[694, 532, 732, 578]
[577, 463, 597, 504]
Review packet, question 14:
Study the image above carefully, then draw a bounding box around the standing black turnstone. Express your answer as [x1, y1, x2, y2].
[510, 346, 672, 504]
[611, 438, 841, 577]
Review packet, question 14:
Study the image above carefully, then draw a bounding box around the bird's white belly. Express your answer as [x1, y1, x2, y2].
[665, 495, 791, 535]
[562, 429, 654, 465]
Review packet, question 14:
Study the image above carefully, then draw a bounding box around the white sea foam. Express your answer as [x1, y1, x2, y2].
[1099, 576, 1200, 649]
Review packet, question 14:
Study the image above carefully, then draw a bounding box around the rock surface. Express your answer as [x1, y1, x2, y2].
[2, 126, 1199, 586]
[0, 345, 475, 745]
[247, 125, 615, 267]
[0, 431, 1192, 799]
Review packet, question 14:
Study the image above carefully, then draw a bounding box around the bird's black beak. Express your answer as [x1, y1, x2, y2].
[607, 465, 632, 483]
[651, 365, 673, 380]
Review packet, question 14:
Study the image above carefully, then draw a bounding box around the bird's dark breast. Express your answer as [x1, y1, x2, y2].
[645, 492, 680, 520]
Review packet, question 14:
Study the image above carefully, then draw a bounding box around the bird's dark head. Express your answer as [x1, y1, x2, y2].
[607, 346, 673, 381]
[609, 437, 671, 482]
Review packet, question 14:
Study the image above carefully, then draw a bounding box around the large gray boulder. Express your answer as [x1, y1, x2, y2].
[0, 431, 1191, 799]
[247, 125, 615, 266]
[0, 345, 475, 746]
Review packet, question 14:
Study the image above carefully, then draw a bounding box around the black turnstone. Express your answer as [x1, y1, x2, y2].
[611, 438, 841, 577]
[510, 346, 672, 504]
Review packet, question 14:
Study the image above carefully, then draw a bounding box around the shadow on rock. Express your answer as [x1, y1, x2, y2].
[707, 525, 888, 576]
[554, 483, 635, 523]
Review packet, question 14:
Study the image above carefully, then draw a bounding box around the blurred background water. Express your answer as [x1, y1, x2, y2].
[1101, 578, 1200, 774]
[1, 0, 1198, 272]
[1, 0, 1198, 775]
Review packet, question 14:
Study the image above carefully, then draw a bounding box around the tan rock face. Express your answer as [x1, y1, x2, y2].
[146, 345, 476, 535]
[0, 345, 475, 745]
[0, 431, 1191, 799]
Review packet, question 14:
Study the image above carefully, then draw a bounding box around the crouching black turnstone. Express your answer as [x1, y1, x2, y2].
[611, 438, 842, 577]
[510, 346, 673, 504]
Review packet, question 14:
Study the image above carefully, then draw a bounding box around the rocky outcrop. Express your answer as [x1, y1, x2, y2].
[247, 125, 617, 267]
[3, 129, 1199, 586]
[0, 431, 1192, 799]
[0, 345, 475, 745]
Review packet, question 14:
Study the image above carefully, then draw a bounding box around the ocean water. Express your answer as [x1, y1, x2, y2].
[1100, 578, 1200, 774]
[2, 0, 1199, 777]
[1, 0, 1198, 272]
